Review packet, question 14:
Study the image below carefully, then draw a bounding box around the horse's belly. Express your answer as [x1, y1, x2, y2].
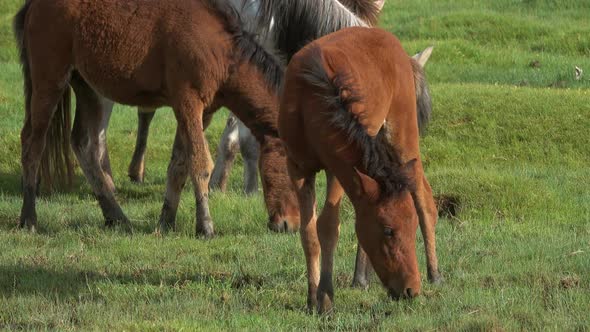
[73, 42, 169, 107]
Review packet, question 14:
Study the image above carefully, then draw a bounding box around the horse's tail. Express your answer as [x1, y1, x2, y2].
[40, 89, 74, 191]
[299, 46, 408, 198]
[14, 0, 74, 191]
[411, 46, 434, 136]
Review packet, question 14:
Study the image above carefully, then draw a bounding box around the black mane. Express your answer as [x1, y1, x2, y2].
[300, 46, 410, 199]
[207, 0, 285, 92]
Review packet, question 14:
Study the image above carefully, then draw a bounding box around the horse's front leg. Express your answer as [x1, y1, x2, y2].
[158, 130, 189, 233]
[168, 94, 214, 237]
[128, 108, 156, 183]
[411, 161, 442, 284]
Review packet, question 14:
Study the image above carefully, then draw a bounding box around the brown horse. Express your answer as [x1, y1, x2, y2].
[13, 0, 299, 235]
[279, 27, 441, 313]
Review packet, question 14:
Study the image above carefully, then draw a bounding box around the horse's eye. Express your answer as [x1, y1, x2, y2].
[384, 227, 394, 237]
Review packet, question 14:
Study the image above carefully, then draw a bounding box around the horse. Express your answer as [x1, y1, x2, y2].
[13, 0, 299, 236]
[119, 0, 386, 192]
[279, 27, 441, 313]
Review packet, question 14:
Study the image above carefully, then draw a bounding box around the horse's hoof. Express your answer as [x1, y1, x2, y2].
[428, 272, 444, 285]
[351, 278, 369, 290]
[196, 222, 215, 239]
[196, 230, 215, 239]
[128, 173, 144, 183]
[317, 292, 334, 315]
[104, 217, 133, 234]
[121, 220, 133, 235]
[158, 220, 176, 234]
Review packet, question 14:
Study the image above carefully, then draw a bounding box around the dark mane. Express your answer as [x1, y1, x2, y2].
[206, 0, 285, 92]
[300, 46, 410, 199]
[254, 0, 373, 59]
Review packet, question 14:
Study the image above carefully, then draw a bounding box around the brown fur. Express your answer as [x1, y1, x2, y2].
[279, 27, 442, 313]
[13, 0, 299, 233]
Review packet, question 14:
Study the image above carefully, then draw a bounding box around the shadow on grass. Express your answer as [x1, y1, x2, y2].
[0, 168, 163, 200]
[0, 263, 266, 299]
[0, 170, 22, 197]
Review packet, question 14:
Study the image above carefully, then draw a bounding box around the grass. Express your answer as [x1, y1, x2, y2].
[1, 0, 589, 330]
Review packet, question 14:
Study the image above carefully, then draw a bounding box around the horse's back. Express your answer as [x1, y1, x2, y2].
[280, 27, 419, 174]
[25, 0, 232, 107]
[311, 27, 420, 154]
[294, 27, 415, 132]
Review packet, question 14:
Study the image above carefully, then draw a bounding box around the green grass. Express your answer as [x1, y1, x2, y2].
[1, 0, 589, 330]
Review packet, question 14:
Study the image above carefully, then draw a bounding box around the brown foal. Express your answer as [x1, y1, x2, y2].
[13, 0, 299, 235]
[280, 27, 441, 313]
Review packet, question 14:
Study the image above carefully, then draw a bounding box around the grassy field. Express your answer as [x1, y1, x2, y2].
[1, 0, 589, 330]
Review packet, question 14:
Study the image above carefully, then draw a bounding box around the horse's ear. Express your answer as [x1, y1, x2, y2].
[354, 168, 381, 203]
[412, 46, 434, 67]
[375, 0, 386, 11]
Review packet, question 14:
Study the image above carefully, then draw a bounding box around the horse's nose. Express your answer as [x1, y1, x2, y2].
[404, 288, 417, 299]
[267, 218, 287, 232]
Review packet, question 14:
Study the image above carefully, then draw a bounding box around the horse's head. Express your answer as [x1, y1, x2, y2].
[353, 165, 421, 300]
[265, 185, 300, 233]
[258, 137, 300, 233]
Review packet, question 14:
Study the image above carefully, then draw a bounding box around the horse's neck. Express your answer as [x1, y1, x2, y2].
[217, 62, 280, 140]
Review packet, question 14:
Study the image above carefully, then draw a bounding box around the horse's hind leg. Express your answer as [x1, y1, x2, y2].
[209, 114, 239, 192]
[238, 120, 259, 194]
[20, 86, 69, 231]
[288, 160, 319, 312]
[69, 73, 131, 231]
[128, 108, 156, 183]
[316, 172, 344, 314]
[411, 163, 442, 284]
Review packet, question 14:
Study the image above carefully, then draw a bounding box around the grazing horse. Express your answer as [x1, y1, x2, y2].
[121, 0, 385, 192]
[13, 0, 299, 235]
[279, 27, 441, 313]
